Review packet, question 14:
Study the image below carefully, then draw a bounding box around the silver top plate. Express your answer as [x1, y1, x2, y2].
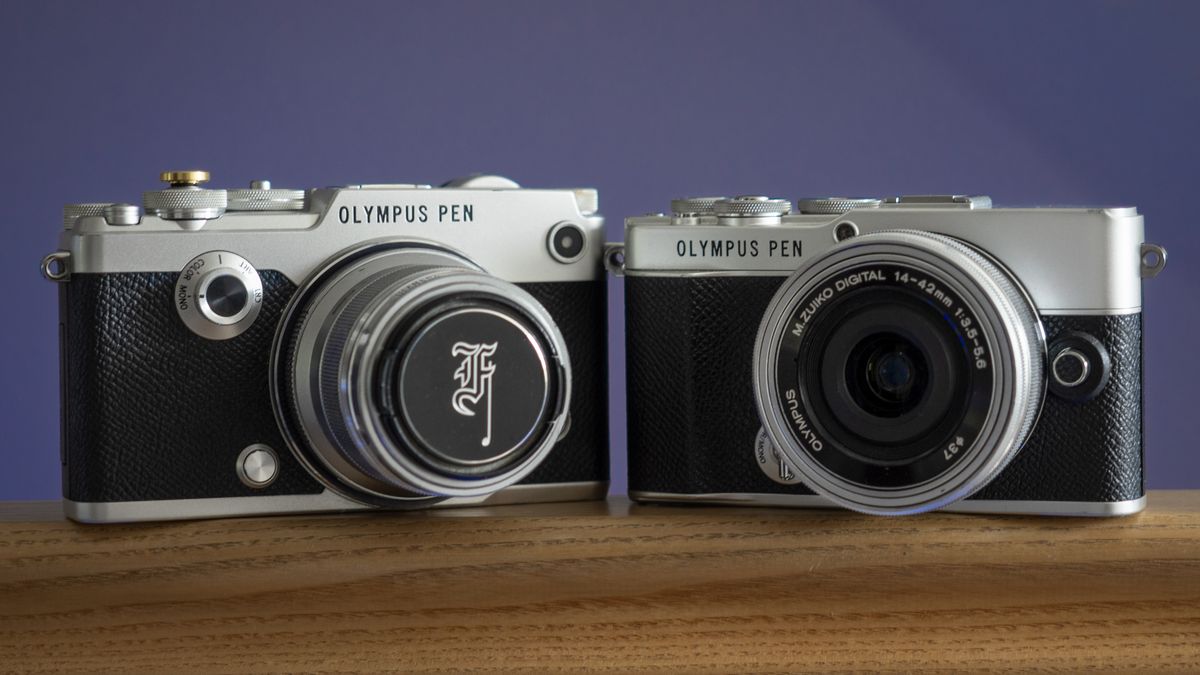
[58, 176, 605, 284]
[623, 204, 1146, 314]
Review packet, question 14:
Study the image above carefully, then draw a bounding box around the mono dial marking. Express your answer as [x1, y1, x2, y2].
[175, 251, 263, 340]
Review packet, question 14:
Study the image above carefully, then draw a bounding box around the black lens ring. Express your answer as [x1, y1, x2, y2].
[811, 298, 966, 454]
[774, 262, 995, 489]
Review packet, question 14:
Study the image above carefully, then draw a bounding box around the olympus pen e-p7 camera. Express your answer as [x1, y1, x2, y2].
[44, 172, 608, 523]
[617, 194, 1166, 516]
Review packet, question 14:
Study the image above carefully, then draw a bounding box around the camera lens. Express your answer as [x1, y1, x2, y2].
[272, 242, 571, 507]
[868, 346, 916, 402]
[852, 335, 924, 414]
[754, 230, 1045, 515]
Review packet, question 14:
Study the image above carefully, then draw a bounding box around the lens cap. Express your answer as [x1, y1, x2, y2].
[383, 304, 556, 474]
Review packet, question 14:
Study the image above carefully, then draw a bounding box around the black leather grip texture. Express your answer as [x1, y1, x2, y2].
[61, 271, 325, 502]
[970, 314, 1143, 503]
[60, 273, 607, 504]
[625, 275, 1143, 504]
[517, 281, 610, 486]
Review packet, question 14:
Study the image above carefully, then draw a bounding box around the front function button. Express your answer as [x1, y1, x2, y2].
[1051, 348, 1090, 388]
[175, 251, 263, 340]
[1047, 332, 1111, 402]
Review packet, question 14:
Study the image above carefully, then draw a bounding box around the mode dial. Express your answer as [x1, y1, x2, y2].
[175, 251, 263, 340]
[714, 196, 792, 224]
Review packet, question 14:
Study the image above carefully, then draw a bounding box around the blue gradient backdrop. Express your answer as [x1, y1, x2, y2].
[2, 1, 1196, 499]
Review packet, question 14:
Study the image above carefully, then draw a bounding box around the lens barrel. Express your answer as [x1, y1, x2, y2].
[271, 242, 571, 506]
[754, 230, 1045, 515]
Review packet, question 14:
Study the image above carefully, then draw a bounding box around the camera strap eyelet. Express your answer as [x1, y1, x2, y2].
[1140, 243, 1167, 279]
[41, 251, 71, 282]
[603, 242, 626, 277]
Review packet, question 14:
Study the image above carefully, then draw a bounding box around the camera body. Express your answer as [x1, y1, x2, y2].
[47, 173, 608, 523]
[621, 195, 1165, 516]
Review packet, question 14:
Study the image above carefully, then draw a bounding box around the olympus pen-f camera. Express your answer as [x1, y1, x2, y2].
[44, 172, 608, 523]
[619, 195, 1166, 516]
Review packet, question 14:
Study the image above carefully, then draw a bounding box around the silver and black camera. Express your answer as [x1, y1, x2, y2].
[44, 172, 608, 523]
[617, 195, 1166, 516]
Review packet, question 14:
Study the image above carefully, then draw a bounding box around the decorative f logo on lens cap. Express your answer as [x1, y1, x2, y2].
[451, 342, 498, 447]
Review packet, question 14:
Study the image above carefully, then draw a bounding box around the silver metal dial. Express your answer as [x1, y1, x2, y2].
[227, 180, 306, 211]
[714, 195, 792, 218]
[795, 197, 882, 214]
[174, 251, 264, 340]
[62, 203, 111, 230]
[144, 170, 227, 228]
[670, 197, 724, 217]
[144, 188, 227, 221]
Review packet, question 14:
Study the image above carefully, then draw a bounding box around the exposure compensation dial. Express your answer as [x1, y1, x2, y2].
[175, 251, 263, 340]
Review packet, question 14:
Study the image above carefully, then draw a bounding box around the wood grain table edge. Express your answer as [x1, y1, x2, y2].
[0, 491, 1197, 673]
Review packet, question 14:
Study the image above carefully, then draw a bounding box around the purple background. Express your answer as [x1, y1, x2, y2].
[2, 1, 1196, 499]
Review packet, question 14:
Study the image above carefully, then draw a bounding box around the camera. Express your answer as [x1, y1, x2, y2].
[44, 172, 608, 523]
[617, 194, 1167, 516]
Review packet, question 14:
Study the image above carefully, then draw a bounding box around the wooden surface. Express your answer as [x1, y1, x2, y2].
[1, 492, 1199, 673]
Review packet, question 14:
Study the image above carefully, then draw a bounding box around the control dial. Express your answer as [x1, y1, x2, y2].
[795, 197, 882, 214]
[175, 251, 263, 340]
[227, 180, 306, 211]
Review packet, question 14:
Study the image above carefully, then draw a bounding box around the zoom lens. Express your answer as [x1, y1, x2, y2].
[753, 231, 1045, 515]
[271, 242, 571, 507]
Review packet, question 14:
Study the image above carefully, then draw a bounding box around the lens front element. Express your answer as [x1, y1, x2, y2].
[754, 231, 1045, 515]
[854, 335, 924, 413]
